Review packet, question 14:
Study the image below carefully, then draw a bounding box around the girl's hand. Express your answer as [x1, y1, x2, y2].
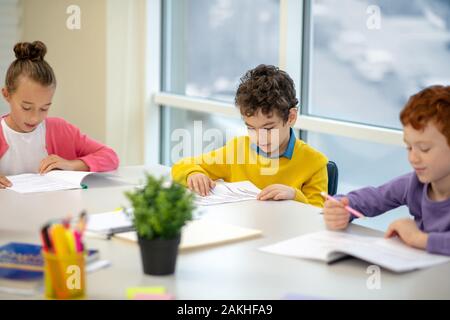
[187, 173, 216, 196]
[257, 184, 295, 201]
[385, 218, 428, 249]
[323, 197, 351, 230]
[39, 155, 89, 174]
[0, 176, 12, 188]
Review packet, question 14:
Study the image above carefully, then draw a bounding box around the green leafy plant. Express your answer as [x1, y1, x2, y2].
[125, 174, 195, 240]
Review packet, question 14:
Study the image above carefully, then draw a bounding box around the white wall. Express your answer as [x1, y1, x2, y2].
[0, 0, 22, 114]
[22, 0, 107, 142]
[19, 0, 146, 165]
[106, 0, 146, 165]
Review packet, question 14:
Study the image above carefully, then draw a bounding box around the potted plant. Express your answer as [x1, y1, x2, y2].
[125, 174, 195, 275]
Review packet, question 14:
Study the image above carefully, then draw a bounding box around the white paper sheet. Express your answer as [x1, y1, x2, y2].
[259, 231, 450, 273]
[6, 171, 93, 193]
[86, 209, 134, 234]
[114, 219, 263, 251]
[194, 180, 261, 206]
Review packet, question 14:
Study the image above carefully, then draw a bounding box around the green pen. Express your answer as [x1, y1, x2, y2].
[81, 184, 88, 189]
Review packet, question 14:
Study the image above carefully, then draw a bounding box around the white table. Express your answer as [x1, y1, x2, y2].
[1, 165, 449, 299]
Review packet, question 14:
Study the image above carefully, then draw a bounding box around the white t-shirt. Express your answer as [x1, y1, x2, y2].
[0, 118, 48, 175]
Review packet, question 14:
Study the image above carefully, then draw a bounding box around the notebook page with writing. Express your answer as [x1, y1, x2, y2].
[259, 231, 349, 262]
[194, 180, 261, 206]
[352, 237, 450, 272]
[260, 231, 450, 273]
[6, 171, 95, 193]
[6, 173, 80, 193]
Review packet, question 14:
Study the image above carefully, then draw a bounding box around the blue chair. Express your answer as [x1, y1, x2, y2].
[327, 161, 339, 196]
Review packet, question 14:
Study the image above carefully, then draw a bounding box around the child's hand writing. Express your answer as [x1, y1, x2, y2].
[323, 197, 351, 230]
[0, 176, 12, 188]
[385, 218, 428, 249]
[187, 173, 216, 196]
[39, 155, 89, 174]
[257, 184, 295, 201]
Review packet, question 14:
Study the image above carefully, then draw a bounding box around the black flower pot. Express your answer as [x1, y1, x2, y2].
[137, 234, 181, 275]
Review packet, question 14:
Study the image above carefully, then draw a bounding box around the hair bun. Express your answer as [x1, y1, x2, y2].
[14, 41, 47, 61]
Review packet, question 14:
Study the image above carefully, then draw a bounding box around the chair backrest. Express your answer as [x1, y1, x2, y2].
[327, 161, 339, 196]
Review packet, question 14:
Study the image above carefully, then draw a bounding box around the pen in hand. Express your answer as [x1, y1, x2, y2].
[320, 192, 365, 219]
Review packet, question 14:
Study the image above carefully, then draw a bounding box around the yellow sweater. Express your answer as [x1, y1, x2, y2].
[171, 136, 328, 208]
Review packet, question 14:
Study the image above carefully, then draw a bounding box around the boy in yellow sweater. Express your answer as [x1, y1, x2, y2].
[172, 64, 328, 207]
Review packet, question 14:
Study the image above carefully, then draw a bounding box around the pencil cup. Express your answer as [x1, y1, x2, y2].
[43, 251, 86, 299]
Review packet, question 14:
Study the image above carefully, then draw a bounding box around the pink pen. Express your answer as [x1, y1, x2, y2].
[321, 192, 365, 218]
[73, 230, 83, 252]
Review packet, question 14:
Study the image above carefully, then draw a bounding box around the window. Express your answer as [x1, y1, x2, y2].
[161, 108, 246, 165]
[161, 0, 280, 165]
[163, 0, 280, 101]
[308, 0, 450, 129]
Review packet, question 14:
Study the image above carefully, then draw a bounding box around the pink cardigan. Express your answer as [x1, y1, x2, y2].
[0, 116, 119, 172]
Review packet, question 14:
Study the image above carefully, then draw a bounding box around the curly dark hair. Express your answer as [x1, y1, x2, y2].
[235, 64, 298, 123]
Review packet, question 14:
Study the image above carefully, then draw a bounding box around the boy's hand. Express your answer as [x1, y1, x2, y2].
[0, 176, 12, 188]
[257, 184, 295, 201]
[323, 196, 351, 230]
[39, 155, 89, 174]
[187, 173, 216, 197]
[385, 218, 428, 249]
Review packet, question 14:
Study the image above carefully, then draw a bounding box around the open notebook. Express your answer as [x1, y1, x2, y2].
[6, 171, 101, 193]
[114, 220, 262, 251]
[194, 180, 261, 206]
[259, 230, 450, 273]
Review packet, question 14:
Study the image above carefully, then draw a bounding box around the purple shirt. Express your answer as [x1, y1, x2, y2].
[344, 172, 450, 256]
